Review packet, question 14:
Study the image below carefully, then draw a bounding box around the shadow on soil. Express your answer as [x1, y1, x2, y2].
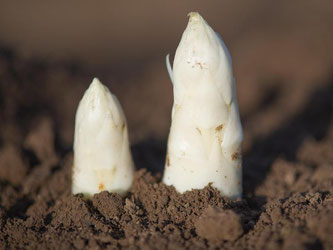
[243, 77, 333, 196]
[131, 138, 167, 175]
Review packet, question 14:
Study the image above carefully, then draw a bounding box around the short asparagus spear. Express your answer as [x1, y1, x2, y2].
[72, 78, 134, 197]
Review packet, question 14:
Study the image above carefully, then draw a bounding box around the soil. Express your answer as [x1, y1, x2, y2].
[0, 46, 333, 250]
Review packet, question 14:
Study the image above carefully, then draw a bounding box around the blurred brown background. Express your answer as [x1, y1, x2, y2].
[1, 0, 333, 151]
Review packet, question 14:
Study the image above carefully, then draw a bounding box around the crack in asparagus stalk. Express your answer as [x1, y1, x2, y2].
[72, 78, 134, 197]
[163, 12, 243, 199]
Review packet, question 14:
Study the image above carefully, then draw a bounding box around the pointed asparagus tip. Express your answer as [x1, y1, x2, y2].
[187, 12, 201, 21]
[88, 77, 105, 92]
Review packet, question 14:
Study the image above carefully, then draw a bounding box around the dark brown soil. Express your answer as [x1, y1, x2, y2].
[0, 48, 333, 250]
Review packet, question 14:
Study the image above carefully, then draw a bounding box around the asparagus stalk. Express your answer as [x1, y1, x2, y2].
[163, 12, 243, 199]
[72, 78, 134, 197]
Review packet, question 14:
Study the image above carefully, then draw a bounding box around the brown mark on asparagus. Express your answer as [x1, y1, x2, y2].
[195, 62, 204, 69]
[166, 153, 170, 167]
[196, 127, 202, 135]
[215, 124, 224, 132]
[98, 183, 105, 191]
[232, 152, 240, 161]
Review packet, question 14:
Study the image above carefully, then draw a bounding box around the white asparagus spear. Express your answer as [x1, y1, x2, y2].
[72, 78, 134, 197]
[163, 12, 243, 199]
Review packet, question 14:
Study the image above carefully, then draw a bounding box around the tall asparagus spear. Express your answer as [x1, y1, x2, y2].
[163, 12, 243, 199]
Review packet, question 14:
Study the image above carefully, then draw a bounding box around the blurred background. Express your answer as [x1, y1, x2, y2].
[0, 0, 333, 170]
